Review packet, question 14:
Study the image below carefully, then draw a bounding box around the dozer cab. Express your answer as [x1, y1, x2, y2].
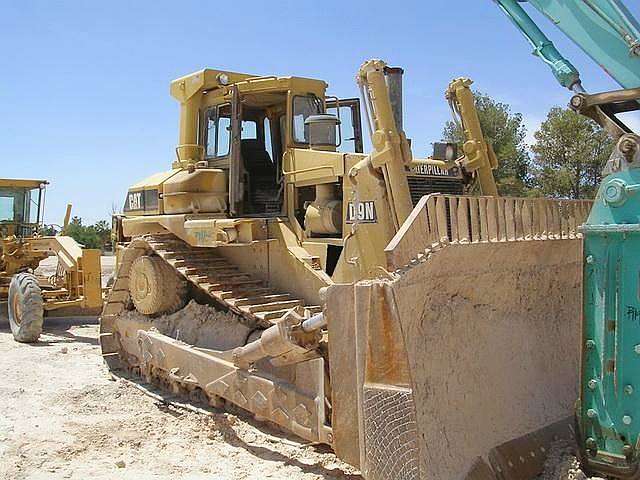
[102, 60, 591, 479]
[0, 178, 102, 342]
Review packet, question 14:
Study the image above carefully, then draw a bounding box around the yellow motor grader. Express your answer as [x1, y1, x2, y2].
[0, 178, 102, 342]
[102, 60, 591, 479]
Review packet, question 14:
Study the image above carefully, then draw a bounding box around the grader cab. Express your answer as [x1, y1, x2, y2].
[102, 61, 590, 479]
[0, 178, 102, 342]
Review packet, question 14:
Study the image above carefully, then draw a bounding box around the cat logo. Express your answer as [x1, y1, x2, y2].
[123, 189, 159, 213]
[346, 201, 377, 224]
[127, 191, 144, 211]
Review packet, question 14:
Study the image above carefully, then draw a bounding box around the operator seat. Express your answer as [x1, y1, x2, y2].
[240, 139, 280, 214]
[241, 139, 274, 177]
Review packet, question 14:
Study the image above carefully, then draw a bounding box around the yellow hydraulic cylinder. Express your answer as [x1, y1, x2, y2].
[357, 60, 414, 229]
[446, 78, 498, 196]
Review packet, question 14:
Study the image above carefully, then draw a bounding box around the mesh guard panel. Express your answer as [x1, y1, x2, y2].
[363, 385, 420, 480]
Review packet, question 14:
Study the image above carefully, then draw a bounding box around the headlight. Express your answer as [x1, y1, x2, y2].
[217, 73, 230, 86]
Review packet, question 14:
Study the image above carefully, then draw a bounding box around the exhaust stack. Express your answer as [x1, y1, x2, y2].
[384, 66, 404, 131]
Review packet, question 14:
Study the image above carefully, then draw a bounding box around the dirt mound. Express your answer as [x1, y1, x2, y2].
[119, 300, 252, 351]
[537, 441, 604, 480]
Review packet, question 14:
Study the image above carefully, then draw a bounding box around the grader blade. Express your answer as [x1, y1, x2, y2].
[326, 194, 591, 480]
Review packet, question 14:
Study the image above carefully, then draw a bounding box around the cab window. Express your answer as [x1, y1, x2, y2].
[0, 188, 40, 224]
[27, 188, 40, 223]
[292, 95, 322, 143]
[242, 120, 257, 139]
[264, 117, 273, 159]
[205, 104, 232, 157]
[326, 99, 363, 154]
[0, 196, 14, 222]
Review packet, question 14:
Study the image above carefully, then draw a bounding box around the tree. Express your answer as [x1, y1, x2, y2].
[530, 107, 612, 199]
[64, 216, 111, 250]
[93, 220, 111, 239]
[443, 92, 531, 196]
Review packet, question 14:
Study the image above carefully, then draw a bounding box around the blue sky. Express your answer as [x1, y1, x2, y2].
[2, 0, 639, 224]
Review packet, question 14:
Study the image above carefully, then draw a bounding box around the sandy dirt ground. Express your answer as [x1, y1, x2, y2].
[0, 256, 358, 480]
[0, 315, 359, 480]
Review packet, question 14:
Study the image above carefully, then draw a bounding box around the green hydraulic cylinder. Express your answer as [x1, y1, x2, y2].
[493, 0, 583, 90]
[494, 0, 640, 90]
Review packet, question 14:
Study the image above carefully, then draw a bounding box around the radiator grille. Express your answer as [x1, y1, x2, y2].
[407, 176, 463, 206]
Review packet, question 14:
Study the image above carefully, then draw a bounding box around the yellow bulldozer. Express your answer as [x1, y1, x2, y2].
[102, 60, 591, 479]
[0, 178, 103, 342]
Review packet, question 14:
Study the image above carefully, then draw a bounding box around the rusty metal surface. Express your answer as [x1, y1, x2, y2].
[325, 284, 361, 467]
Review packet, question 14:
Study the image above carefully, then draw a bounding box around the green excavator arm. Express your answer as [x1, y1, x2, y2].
[494, 0, 640, 90]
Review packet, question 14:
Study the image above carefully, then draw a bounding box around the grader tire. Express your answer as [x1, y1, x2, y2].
[129, 255, 186, 316]
[8, 273, 44, 343]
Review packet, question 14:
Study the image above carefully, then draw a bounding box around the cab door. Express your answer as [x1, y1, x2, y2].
[326, 98, 364, 154]
[229, 86, 243, 216]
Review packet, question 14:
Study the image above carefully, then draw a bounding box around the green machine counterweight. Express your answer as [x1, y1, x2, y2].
[493, 0, 640, 477]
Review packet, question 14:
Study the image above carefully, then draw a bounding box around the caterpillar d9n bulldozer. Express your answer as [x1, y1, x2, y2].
[0, 178, 102, 342]
[102, 59, 592, 479]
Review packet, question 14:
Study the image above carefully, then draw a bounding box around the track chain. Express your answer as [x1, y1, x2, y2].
[99, 233, 321, 372]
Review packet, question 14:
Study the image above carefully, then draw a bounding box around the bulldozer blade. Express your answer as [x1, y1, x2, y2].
[486, 416, 575, 479]
[465, 418, 575, 479]
[463, 458, 499, 480]
[326, 238, 583, 480]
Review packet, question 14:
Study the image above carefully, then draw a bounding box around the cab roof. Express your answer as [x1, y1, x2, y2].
[170, 68, 327, 103]
[0, 178, 48, 189]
